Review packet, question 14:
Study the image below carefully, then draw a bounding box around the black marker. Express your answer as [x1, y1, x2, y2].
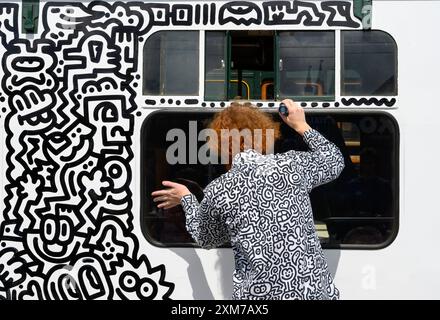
[278, 103, 289, 116]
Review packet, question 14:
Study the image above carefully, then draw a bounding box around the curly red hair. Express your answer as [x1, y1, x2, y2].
[207, 102, 281, 167]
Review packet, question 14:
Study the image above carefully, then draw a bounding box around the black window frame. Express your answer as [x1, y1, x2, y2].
[276, 30, 336, 101]
[142, 30, 200, 96]
[140, 109, 399, 250]
[341, 29, 398, 96]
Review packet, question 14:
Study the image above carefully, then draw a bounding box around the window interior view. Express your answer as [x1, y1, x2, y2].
[342, 30, 397, 95]
[142, 111, 398, 248]
[278, 31, 335, 99]
[204, 30, 335, 101]
[205, 30, 276, 101]
[229, 31, 275, 100]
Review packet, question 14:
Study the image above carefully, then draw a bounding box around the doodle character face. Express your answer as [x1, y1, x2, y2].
[110, 256, 173, 300]
[219, 2, 262, 25]
[45, 256, 111, 300]
[4, 41, 57, 129]
[43, 121, 94, 163]
[27, 206, 82, 264]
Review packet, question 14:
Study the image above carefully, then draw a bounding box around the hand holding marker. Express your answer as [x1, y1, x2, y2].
[278, 99, 312, 136]
[278, 102, 289, 116]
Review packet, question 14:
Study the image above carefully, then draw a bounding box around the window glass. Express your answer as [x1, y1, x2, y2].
[143, 31, 199, 95]
[278, 31, 335, 99]
[342, 31, 397, 95]
[142, 111, 398, 248]
[205, 32, 227, 101]
[229, 31, 275, 100]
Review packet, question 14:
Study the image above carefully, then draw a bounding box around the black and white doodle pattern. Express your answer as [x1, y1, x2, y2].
[0, 0, 376, 300]
[182, 129, 345, 300]
[143, 0, 362, 29]
[341, 97, 397, 107]
[0, 1, 176, 300]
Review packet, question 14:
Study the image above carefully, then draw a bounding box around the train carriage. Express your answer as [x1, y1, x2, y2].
[0, 0, 439, 299]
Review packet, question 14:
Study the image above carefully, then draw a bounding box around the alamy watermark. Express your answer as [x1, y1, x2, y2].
[361, 264, 377, 291]
[165, 121, 275, 165]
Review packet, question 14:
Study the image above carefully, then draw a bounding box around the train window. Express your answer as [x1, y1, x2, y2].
[142, 112, 227, 246]
[204, 31, 276, 101]
[229, 31, 275, 100]
[205, 32, 227, 101]
[141, 111, 398, 248]
[342, 31, 397, 95]
[278, 31, 335, 99]
[143, 31, 199, 96]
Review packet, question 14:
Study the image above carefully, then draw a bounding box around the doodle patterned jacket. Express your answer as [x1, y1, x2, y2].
[181, 129, 345, 300]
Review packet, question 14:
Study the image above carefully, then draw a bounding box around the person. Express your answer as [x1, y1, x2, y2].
[152, 99, 345, 300]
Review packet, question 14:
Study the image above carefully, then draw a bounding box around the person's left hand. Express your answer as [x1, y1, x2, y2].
[151, 181, 191, 209]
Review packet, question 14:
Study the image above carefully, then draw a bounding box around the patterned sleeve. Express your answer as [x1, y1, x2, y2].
[180, 180, 229, 249]
[278, 128, 345, 191]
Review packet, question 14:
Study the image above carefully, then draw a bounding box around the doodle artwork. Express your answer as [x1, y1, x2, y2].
[0, 1, 368, 300]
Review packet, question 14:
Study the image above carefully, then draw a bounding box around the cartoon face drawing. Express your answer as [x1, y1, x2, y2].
[26, 206, 83, 265]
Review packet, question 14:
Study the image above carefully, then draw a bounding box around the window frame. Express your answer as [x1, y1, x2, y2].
[204, 31, 229, 101]
[140, 109, 400, 250]
[275, 30, 337, 102]
[142, 30, 201, 97]
[341, 29, 398, 96]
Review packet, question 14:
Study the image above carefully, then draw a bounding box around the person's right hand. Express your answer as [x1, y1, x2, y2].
[152, 181, 191, 210]
[279, 99, 312, 136]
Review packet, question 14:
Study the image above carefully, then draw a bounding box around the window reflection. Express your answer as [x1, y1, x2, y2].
[205, 32, 227, 101]
[342, 30, 397, 95]
[279, 31, 335, 98]
[142, 112, 398, 248]
[143, 31, 199, 96]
